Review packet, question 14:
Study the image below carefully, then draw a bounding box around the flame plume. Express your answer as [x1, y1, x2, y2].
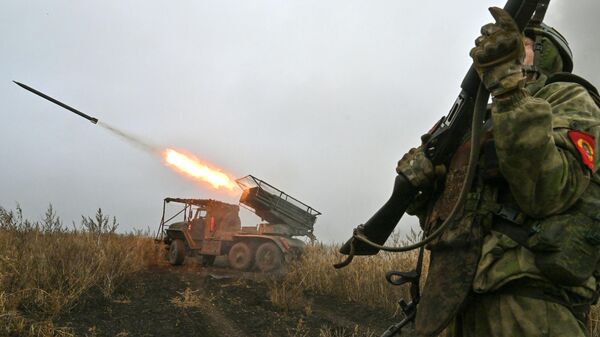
[163, 148, 237, 190]
[9, 81, 238, 192]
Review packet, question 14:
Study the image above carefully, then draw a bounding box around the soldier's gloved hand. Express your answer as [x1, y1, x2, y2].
[470, 7, 525, 98]
[396, 147, 435, 189]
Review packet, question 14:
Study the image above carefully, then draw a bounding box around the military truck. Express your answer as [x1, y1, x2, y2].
[155, 175, 320, 272]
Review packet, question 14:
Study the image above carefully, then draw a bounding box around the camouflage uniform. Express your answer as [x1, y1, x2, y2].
[398, 9, 600, 337]
[450, 79, 600, 337]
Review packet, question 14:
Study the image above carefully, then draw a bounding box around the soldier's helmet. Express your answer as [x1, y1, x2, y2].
[524, 23, 574, 74]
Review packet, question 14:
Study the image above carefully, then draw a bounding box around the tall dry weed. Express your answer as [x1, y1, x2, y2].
[318, 325, 376, 337]
[0, 205, 161, 337]
[270, 229, 427, 315]
[590, 305, 600, 337]
[274, 229, 600, 337]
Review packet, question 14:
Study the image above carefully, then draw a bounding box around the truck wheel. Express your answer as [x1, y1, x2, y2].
[228, 242, 253, 271]
[200, 255, 216, 267]
[255, 242, 283, 272]
[168, 239, 185, 266]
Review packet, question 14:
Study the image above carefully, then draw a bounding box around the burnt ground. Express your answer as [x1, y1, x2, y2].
[56, 260, 400, 337]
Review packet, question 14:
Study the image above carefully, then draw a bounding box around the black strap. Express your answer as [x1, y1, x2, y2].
[495, 278, 572, 308]
[465, 192, 528, 226]
[493, 278, 591, 323]
[530, 0, 550, 25]
[493, 218, 531, 247]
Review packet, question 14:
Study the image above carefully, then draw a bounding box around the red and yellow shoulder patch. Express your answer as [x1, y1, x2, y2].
[568, 130, 595, 170]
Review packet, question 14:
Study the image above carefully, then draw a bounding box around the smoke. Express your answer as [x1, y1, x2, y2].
[97, 120, 237, 191]
[97, 121, 161, 155]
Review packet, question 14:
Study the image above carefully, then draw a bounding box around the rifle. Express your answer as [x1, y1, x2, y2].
[337, 0, 547, 260]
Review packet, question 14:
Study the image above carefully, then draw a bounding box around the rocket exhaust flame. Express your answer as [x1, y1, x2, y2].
[98, 123, 238, 191]
[14, 81, 238, 192]
[164, 149, 237, 190]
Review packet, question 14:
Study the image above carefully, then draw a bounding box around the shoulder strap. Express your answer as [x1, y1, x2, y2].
[493, 219, 531, 248]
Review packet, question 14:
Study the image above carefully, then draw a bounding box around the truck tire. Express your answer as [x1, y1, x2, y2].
[169, 239, 185, 266]
[255, 242, 283, 272]
[228, 242, 253, 271]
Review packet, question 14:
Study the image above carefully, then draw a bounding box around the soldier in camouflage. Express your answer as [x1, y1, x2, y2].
[396, 7, 600, 337]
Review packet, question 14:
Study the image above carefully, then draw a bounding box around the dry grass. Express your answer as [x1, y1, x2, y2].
[318, 326, 376, 337]
[590, 307, 600, 337]
[170, 288, 202, 309]
[270, 230, 426, 316]
[285, 319, 376, 337]
[0, 205, 161, 337]
[4, 203, 600, 336]
[270, 232, 425, 336]
[272, 232, 600, 337]
[268, 276, 309, 312]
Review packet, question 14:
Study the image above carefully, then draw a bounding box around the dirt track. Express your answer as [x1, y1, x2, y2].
[57, 262, 397, 337]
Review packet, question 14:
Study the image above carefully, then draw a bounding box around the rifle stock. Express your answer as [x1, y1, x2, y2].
[339, 0, 542, 256]
[339, 174, 416, 255]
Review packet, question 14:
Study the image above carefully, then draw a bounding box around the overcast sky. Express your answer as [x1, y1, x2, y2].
[2, 0, 599, 243]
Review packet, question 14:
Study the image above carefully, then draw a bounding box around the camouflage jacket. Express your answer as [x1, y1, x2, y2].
[408, 76, 600, 337]
[473, 77, 600, 298]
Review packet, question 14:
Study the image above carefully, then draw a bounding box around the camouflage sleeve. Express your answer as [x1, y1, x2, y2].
[491, 83, 599, 218]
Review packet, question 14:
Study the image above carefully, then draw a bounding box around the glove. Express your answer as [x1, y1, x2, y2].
[396, 147, 435, 189]
[470, 7, 525, 98]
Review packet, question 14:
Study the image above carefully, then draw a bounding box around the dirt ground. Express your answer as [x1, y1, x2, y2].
[56, 260, 401, 337]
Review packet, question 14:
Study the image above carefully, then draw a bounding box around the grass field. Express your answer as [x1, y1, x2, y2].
[0, 206, 161, 337]
[1, 205, 599, 336]
[269, 231, 425, 316]
[279, 238, 600, 337]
